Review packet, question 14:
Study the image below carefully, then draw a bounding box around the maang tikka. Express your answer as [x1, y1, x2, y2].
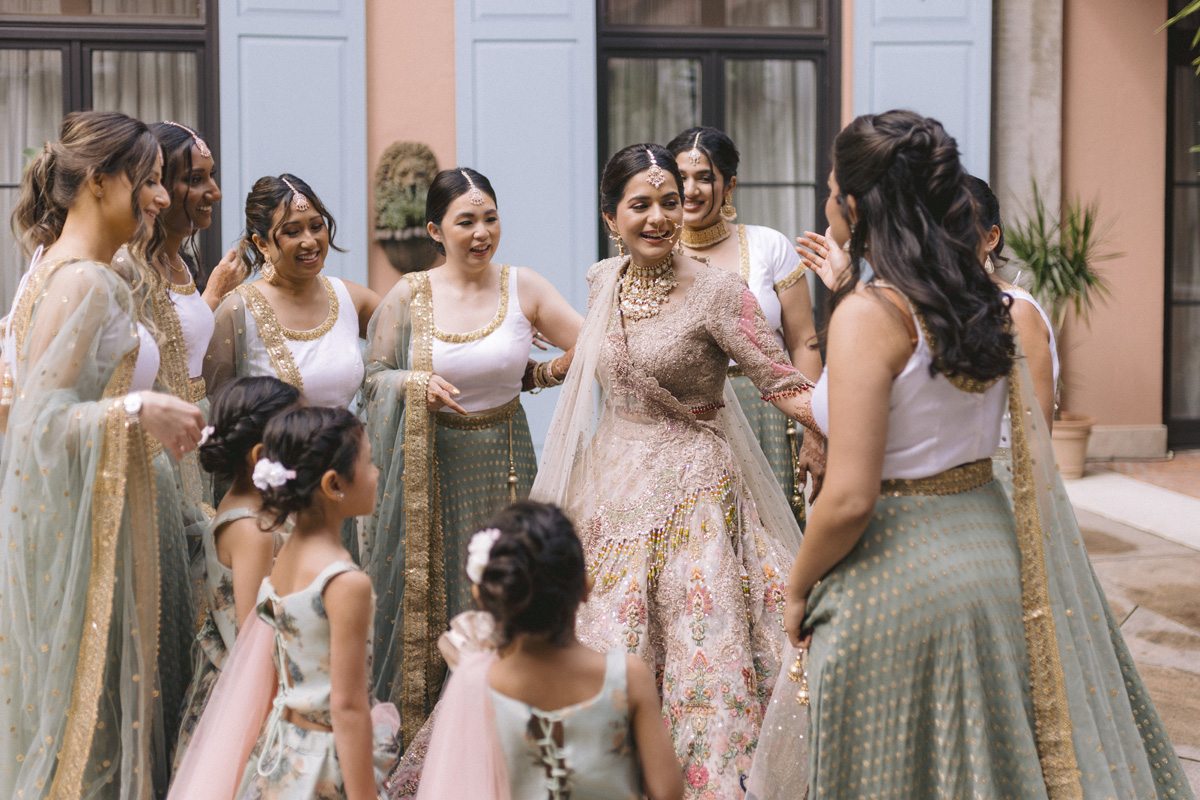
[163, 120, 211, 159]
[687, 132, 703, 166]
[281, 177, 310, 212]
[645, 148, 667, 189]
[462, 170, 485, 206]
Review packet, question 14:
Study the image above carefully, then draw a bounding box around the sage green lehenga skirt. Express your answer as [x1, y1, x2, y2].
[730, 373, 806, 530]
[373, 401, 537, 707]
[803, 458, 1192, 799]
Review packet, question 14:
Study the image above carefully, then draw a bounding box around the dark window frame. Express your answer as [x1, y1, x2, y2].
[595, 0, 840, 325]
[0, 2, 221, 284]
[1164, 3, 1200, 448]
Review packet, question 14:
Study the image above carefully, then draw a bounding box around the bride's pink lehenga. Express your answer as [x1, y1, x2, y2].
[534, 257, 819, 799]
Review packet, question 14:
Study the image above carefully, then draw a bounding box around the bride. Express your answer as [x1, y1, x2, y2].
[532, 143, 824, 798]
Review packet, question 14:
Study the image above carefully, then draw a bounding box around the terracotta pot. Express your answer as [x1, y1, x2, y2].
[375, 228, 438, 273]
[1050, 412, 1096, 480]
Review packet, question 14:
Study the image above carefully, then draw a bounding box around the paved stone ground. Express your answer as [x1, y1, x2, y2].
[1097, 448, 1200, 500]
[1078, 506, 1200, 792]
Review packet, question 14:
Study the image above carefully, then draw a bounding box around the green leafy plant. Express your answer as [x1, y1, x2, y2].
[374, 141, 439, 233]
[1006, 183, 1120, 410]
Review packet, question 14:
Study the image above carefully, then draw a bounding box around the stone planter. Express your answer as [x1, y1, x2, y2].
[375, 228, 437, 273]
[1051, 412, 1096, 480]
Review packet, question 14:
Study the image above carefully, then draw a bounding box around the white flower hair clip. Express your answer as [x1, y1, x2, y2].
[198, 425, 215, 447]
[466, 528, 502, 585]
[252, 458, 296, 491]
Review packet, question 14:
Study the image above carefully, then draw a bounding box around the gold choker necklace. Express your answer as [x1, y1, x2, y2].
[680, 219, 731, 249]
[620, 253, 677, 321]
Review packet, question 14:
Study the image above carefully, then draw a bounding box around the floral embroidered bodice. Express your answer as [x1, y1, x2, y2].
[594, 260, 804, 414]
[256, 561, 372, 727]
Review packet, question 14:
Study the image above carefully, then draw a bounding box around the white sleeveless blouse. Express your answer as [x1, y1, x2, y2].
[736, 224, 808, 354]
[240, 276, 364, 408]
[169, 281, 215, 380]
[999, 285, 1058, 447]
[812, 308, 1008, 479]
[416, 265, 535, 414]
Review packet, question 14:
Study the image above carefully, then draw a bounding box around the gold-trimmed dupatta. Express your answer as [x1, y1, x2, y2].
[360, 272, 446, 749]
[0, 259, 160, 800]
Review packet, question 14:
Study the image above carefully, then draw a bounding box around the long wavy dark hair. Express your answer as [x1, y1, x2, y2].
[830, 110, 1013, 383]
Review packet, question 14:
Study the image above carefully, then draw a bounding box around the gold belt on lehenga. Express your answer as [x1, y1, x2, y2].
[185, 375, 206, 404]
[879, 458, 994, 497]
[434, 395, 522, 503]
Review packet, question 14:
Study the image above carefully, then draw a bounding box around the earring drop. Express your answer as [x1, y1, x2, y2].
[720, 198, 737, 221]
[335, 492, 345, 499]
[262, 256, 277, 284]
[609, 230, 627, 258]
[984, 255, 995, 274]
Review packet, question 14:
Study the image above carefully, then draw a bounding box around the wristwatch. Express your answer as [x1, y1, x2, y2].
[123, 391, 143, 421]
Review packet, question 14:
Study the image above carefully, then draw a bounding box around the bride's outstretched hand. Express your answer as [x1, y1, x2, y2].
[796, 228, 850, 290]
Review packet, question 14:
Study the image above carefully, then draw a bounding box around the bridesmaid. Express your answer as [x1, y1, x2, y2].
[110, 123, 244, 755]
[204, 173, 379, 409]
[779, 109, 1192, 800]
[363, 167, 582, 745]
[667, 127, 822, 524]
[0, 110, 205, 799]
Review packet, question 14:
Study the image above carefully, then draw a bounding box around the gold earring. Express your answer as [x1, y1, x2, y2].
[608, 230, 627, 258]
[262, 256, 277, 284]
[720, 198, 737, 221]
[984, 255, 995, 274]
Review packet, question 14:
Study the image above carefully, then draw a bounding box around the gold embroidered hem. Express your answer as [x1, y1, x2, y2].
[396, 272, 446, 748]
[1008, 369, 1083, 798]
[431, 264, 511, 343]
[53, 356, 160, 800]
[738, 223, 750, 282]
[879, 458, 994, 497]
[236, 283, 305, 389]
[773, 263, 808, 293]
[167, 279, 197, 295]
[186, 375, 207, 404]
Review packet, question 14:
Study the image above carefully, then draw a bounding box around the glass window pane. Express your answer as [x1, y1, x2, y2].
[605, 0, 820, 30]
[0, 49, 63, 311]
[5, 0, 203, 21]
[726, 58, 816, 185]
[91, 50, 199, 129]
[736, 185, 816, 249]
[607, 58, 702, 154]
[1171, 306, 1200, 419]
[1173, 187, 1200, 303]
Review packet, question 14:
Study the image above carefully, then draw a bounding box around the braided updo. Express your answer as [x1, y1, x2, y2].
[830, 109, 1014, 384]
[257, 406, 364, 528]
[474, 501, 586, 648]
[198, 376, 302, 485]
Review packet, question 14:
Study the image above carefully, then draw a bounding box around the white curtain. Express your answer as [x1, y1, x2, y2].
[91, 50, 198, 127]
[0, 49, 63, 313]
[725, 0, 819, 27]
[607, 57, 702, 153]
[725, 58, 817, 241]
[606, 0, 700, 26]
[91, 0, 200, 17]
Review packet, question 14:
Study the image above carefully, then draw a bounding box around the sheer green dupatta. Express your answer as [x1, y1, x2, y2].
[360, 273, 445, 749]
[0, 260, 159, 800]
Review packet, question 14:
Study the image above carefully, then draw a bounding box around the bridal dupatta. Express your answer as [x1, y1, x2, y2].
[745, 348, 1195, 800]
[0, 259, 161, 799]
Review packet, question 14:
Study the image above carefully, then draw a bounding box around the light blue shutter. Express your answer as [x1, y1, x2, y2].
[853, 0, 992, 180]
[218, 0, 368, 283]
[455, 0, 598, 452]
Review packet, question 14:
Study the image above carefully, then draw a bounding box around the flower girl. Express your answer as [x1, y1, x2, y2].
[173, 376, 302, 769]
[234, 406, 400, 799]
[413, 501, 684, 800]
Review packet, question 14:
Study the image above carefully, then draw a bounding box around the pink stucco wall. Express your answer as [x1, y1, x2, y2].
[365, 0, 457, 295]
[1060, 0, 1168, 425]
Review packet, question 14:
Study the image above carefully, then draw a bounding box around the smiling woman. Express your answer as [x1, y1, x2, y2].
[203, 173, 380, 411]
[362, 167, 583, 749]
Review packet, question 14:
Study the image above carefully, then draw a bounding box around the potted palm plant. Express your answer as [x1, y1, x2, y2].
[374, 141, 439, 273]
[1005, 183, 1117, 478]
